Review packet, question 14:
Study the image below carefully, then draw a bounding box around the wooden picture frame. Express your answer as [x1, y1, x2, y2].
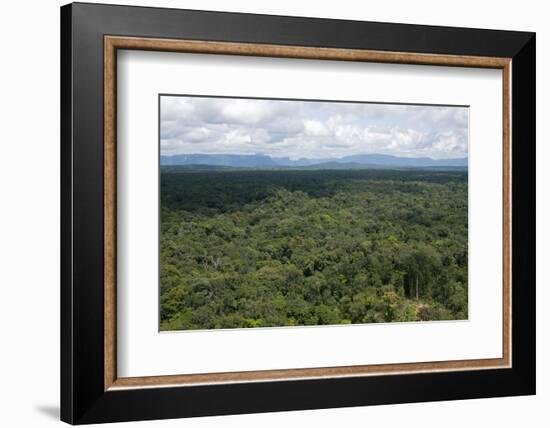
[61, 2, 535, 424]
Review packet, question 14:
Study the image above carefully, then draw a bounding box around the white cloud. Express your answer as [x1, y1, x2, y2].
[304, 120, 329, 137]
[160, 96, 468, 159]
[221, 99, 274, 124]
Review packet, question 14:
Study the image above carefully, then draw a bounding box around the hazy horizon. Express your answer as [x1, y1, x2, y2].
[160, 95, 469, 160]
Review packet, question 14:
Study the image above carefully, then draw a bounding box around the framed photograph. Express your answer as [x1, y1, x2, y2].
[61, 2, 535, 424]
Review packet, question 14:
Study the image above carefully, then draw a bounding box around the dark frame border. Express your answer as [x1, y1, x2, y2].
[61, 2, 535, 424]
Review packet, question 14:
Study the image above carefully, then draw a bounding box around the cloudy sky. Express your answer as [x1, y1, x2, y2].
[160, 96, 468, 160]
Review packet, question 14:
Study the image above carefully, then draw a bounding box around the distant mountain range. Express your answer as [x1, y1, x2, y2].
[160, 153, 468, 169]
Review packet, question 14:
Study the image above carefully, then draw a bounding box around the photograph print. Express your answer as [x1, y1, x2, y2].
[159, 95, 469, 331]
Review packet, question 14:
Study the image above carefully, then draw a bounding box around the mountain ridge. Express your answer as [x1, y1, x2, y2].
[160, 153, 467, 168]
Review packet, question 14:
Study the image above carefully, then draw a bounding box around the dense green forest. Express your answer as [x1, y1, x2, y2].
[160, 168, 468, 331]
